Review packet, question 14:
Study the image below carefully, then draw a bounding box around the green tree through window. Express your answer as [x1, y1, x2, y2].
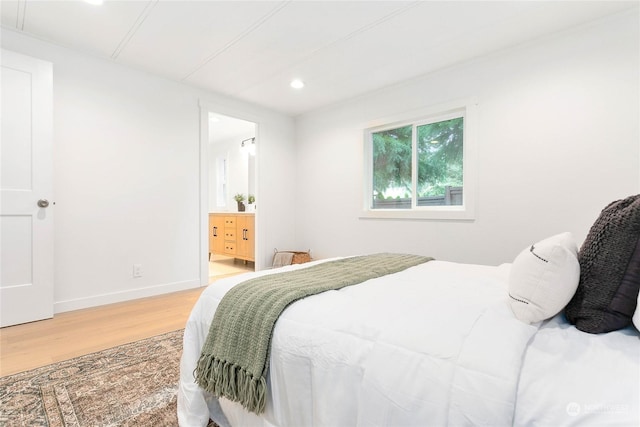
[371, 116, 463, 208]
[372, 125, 412, 201]
[417, 117, 463, 199]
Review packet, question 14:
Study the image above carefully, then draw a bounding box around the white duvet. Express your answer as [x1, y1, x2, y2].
[178, 259, 640, 427]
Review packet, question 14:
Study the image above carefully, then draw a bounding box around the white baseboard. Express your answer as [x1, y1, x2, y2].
[53, 279, 202, 314]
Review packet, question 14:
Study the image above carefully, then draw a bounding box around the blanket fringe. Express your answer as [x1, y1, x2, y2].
[195, 354, 267, 414]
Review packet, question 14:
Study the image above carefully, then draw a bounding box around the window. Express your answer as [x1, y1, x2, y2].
[363, 100, 476, 220]
[216, 155, 227, 207]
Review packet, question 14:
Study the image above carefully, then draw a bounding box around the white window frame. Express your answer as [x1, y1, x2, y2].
[216, 154, 228, 207]
[361, 98, 477, 221]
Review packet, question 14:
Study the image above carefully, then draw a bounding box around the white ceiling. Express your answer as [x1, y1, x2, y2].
[210, 112, 256, 142]
[1, 1, 637, 117]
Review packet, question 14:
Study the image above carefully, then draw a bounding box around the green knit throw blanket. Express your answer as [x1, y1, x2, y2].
[195, 253, 432, 414]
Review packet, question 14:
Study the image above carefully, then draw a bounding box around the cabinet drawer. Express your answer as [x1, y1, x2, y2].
[224, 243, 236, 254]
[224, 229, 236, 240]
[224, 217, 236, 227]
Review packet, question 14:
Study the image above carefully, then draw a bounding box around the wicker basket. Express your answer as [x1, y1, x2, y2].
[273, 249, 312, 266]
[291, 251, 312, 264]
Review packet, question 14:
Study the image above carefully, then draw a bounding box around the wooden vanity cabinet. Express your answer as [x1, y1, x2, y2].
[236, 214, 255, 261]
[209, 214, 225, 258]
[209, 213, 254, 262]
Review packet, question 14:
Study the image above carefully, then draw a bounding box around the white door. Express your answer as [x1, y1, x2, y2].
[1, 49, 54, 327]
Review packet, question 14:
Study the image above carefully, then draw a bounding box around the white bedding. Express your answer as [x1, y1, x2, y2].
[515, 315, 640, 426]
[178, 259, 640, 427]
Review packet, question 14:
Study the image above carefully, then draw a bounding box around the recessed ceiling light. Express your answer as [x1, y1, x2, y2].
[290, 79, 305, 89]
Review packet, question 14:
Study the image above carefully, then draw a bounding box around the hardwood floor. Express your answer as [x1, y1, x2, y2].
[0, 286, 207, 377]
[0, 259, 255, 378]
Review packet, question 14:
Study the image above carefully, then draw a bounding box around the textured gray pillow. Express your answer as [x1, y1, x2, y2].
[565, 195, 640, 333]
[634, 290, 640, 331]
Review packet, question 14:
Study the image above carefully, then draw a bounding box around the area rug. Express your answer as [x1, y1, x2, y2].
[0, 329, 216, 426]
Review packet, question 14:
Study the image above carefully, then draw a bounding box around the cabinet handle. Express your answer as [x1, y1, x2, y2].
[213, 226, 217, 237]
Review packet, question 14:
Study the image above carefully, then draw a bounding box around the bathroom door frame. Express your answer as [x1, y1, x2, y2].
[198, 100, 261, 286]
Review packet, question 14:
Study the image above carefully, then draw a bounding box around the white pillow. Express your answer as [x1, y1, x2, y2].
[633, 292, 640, 331]
[508, 232, 580, 324]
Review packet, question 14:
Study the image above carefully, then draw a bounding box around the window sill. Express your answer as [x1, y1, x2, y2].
[359, 207, 475, 221]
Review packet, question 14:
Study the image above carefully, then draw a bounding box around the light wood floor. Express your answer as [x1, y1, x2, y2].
[0, 286, 208, 377]
[0, 260, 254, 377]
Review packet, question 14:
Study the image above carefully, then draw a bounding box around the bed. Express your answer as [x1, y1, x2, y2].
[178, 258, 639, 427]
[178, 196, 640, 427]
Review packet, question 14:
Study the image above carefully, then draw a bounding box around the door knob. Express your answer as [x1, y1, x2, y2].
[37, 199, 49, 208]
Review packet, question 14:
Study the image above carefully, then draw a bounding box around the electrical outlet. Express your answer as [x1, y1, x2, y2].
[133, 264, 142, 278]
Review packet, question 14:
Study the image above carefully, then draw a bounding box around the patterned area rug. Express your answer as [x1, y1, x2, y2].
[0, 329, 215, 426]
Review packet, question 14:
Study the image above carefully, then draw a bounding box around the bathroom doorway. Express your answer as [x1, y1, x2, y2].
[207, 112, 257, 282]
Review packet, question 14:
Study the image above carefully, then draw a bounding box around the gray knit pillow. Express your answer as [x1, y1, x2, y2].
[565, 195, 640, 333]
[634, 290, 640, 331]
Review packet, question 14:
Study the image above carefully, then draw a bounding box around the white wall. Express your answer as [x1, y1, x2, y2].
[2, 8, 636, 312]
[1, 29, 296, 312]
[208, 132, 254, 211]
[294, 10, 639, 266]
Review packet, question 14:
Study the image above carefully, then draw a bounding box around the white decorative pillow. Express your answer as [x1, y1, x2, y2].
[634, 292, 640, 331]
[508, 232, 580, 324]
